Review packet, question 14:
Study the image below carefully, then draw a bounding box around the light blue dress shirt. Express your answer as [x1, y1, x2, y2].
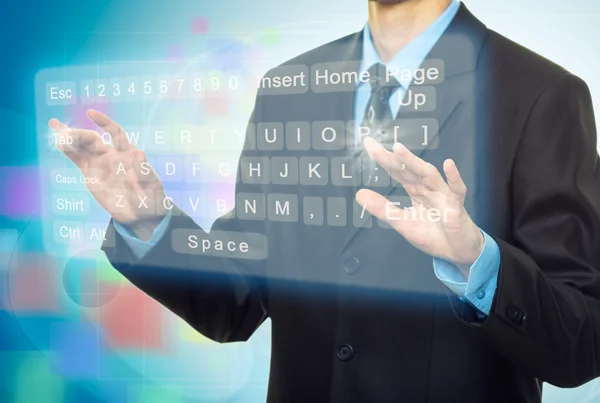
[115, 0, 500, 317]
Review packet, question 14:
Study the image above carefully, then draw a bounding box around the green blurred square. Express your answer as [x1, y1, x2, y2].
[128, 385, 182, 403]
[95, 255, 123, 284]
[261, 28, 280, 46]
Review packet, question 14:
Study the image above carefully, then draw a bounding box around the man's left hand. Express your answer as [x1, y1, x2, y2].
[356, 137, 484, 275]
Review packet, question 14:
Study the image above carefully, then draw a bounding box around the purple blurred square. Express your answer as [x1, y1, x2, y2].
[50, 322, 102, 377]
[166, 44, 184, 62]
[0, 167, 41, 217]
[191, 17, 209, 34]
[208, 38, 247, 71]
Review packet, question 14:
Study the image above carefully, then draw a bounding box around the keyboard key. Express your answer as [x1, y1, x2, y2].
[312, 121, 346, 150]
[377, 196, 411, 229]
[124, 76, 140, 103]
[144, 126, 172, 153]
[80, 79, 95, 105]
[156, 155, 183, 183]
[158, 191, 182, 216]
[181, 191, 208, 219]
[131, 189, 161, 216]
[327, 197, 347, 227]
[286, 121, 310, 150]
[346, 120, 370, 149]
[331, 156, 361, 187]
[205, 194, 235, 218]
[240, 157, 270, 184]
[109, 77, 124, 103]
[121, 125, 145, 150]
[172, 229, 268, 260]
[257, 122, 284, 151]
[95, 78, 110, 104]
[52, 192, 92, 216]
[236, 193, 266, 220]
[183, 156, 204, 183]
[303, 196, 324, 226]
[268, 193, 299, 222]
[271, 157, 299, 185]
[242, 123, 257, 151]
[53, 221, 84, 243]
[300, 157, 328, 186]
[353, 199, 372, 228]
[362, 164, 391, 187]
[390, 118, 439, 150]
[84, 222, 116, 247]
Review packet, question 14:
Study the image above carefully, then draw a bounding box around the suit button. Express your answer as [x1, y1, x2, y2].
[506, 304, 526, 325]
[344, 257, 360, 274]
[337, 344, 354, 362]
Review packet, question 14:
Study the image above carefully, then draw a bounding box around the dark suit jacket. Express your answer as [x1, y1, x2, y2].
[102, 4, 600, 402]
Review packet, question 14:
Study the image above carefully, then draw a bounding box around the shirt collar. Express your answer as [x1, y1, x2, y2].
[358, 0, 461, 90]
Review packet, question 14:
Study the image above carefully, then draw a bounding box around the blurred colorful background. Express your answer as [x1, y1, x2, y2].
[2, 0, 600, 402]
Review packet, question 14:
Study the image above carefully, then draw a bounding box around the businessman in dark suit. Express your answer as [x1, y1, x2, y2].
[49, 0, 600, 401]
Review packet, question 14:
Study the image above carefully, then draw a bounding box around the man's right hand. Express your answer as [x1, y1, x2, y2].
[49, 109, 167, 241]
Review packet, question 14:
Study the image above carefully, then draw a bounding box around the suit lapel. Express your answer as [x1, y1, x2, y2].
[342, 3, 489, 250]
[396, 2, 488, 159]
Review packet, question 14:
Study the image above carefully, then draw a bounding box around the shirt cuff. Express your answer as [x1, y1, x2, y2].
[433, 229, 501, 316]
[112, 209, 173, 259]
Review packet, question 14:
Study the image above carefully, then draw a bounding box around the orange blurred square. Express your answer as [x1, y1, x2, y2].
[97, 285, 164, 350]
[11, 254, 59, 313]
[203, 92, 229, 117]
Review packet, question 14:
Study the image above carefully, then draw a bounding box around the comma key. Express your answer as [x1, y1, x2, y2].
[303, 196, 324, 226]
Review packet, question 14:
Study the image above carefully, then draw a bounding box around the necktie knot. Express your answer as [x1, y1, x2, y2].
[367, 63, 401, 99]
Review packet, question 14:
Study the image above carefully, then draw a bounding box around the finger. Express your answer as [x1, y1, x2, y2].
[48, 119, 84, 166]
[65, 129, 112, 155]
[87, 109, 135, 151]
[392, 142, 447, 191]
[443, 159, 467, 203]
[48, 118, 68, 132]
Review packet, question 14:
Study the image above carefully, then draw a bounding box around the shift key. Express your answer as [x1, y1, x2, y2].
[51, 192, 91, 216]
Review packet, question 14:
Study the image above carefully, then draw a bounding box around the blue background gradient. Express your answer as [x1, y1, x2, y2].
[2, 0, 600, 402]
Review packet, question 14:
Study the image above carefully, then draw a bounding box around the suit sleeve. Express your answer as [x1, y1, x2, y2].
[101, 99, 269, 344]
[112, 209, 173, 259]
[448, 72, 600, 387]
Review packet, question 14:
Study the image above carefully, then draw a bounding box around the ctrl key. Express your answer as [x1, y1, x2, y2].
[52, 221, 115, 247]
[53, 221, 83, 242]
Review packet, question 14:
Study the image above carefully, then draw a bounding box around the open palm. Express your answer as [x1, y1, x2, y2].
[49, 110, 167, 236]
[356, 137, 483, 266]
